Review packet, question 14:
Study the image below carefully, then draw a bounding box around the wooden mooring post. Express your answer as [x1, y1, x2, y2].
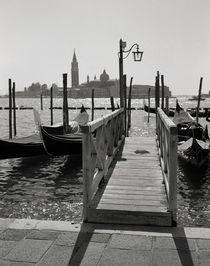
[50, 86, 53, 125]
[155, 71, 160, 110]
[63, 73, 69, 133]
[12, 82, 17, 136]
[91, 89, 94, 121]
[196, 77, 203, 123]
[147, 87, 151, 123]
[40, 93, 43, 111]
[110, 96, 115, 112]
[161, 74, 165, 110]
[123, 74, 127, 136]
[165, 96, 169, 115]
[8, 79, 12, 139]
[127, 77, 133, 136]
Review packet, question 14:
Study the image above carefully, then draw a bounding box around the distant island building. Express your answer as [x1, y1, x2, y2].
[13, 50, 172, 98]
[71, 50, 79, 88]
[67, 50, 171, 98]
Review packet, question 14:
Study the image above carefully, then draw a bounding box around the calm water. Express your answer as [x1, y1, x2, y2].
[0, 97, 210, 226]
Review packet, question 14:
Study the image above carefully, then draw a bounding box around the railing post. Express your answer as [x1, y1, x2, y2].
[81, 109, 125, 222]
[156, 108, 178, 226]
[169, 128, 178, 224]
[82, 126, 92, 222]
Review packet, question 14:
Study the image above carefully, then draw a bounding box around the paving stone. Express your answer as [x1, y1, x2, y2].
[4, 239, 52, 263]
[70, 242, 106, 266]
[197, 239, 210, 250]
[10, 263, 35, 266]
[108, 234, 152, 250]
[0, 259, 35, 265]
[0, 240, 17, 258]
[25, 230, 60, 241]
[0, 260, 12, 266]
[154, 236, 196, 251]
[198, 251, 210, 266]
[0, 229, 29, 241]
[54, 231, 84, 247]
[36, 244, 74, 266]
[151, 249, 199, 266]
[98, 248, 152, 266]
[88, 233, 111, 243]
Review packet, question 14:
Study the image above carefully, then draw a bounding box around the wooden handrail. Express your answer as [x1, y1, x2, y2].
[156, 107, 178, 224]
[81, 108, 125, 221]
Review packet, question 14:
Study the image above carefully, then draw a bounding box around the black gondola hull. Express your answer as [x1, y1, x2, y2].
[0, 134, 46, 159]
[40, 127, 82, 155]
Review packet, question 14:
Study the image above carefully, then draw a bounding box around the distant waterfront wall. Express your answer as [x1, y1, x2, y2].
[65, 85, 171, 99]
[9, 84, 171, 98]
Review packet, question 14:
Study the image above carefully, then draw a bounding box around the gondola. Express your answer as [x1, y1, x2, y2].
[143, 102, 175, 116]
[188, 96, 205, 101]
[178, 137, 209, 168]
[174, 101, 210, 168]
[39, 128, 83, 155]
[144, 101, 209, 118]
[172, 101, 207, 142]
[206, 111, 210, 122]
[0, 134, 46, 160]
[34, 105, 89, 156]
[0, 124, 72, 160]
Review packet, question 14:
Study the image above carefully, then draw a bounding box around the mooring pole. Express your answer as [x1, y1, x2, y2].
[196, 77, 203, 123]
[161, 74, 165, 110]
[40, 92, 43, 111]
[165, 96, 169, 115]
[63, 73, 69, 134]
[123, 74, 127, 136]
[148, 87, 151, 123]
[91, 89, 94, 121]
[127, 77, 133, 136]
[12, 82, 17, 136]
[50, 86, 53, 125]
[110, 96, 115, 112]
[156, 71, 160, 108]
[8, 79, 12, 139]
[155, 77, 157, 111]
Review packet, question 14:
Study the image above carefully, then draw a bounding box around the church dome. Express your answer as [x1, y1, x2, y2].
[100, 70, 109, 83]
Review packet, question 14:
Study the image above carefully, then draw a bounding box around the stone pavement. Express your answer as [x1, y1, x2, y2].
[0, 218, 210, 265]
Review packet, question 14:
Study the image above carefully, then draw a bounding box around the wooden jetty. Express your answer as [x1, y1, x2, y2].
[81, 108, 178, 226]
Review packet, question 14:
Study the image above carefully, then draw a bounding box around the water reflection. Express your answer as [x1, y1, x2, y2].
[0, 155, 83, 221]
[177, 158, 210, 226]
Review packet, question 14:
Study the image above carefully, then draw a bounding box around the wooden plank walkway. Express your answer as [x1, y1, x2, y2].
[88, 136, 172, 226]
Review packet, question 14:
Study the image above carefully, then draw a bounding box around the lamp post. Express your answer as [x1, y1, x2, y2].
[118, 39, 143, 107]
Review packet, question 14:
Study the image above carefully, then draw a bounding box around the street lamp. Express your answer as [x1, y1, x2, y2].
[118, 39, 143, 107]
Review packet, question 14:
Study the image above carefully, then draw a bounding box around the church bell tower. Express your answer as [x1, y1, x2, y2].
[71, 50, 79, 88]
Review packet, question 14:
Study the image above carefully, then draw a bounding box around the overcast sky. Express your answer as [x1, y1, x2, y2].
[0, 0, 209, 95]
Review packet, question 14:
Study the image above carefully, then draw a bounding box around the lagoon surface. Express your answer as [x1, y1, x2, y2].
[0, 97, 210, 227]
